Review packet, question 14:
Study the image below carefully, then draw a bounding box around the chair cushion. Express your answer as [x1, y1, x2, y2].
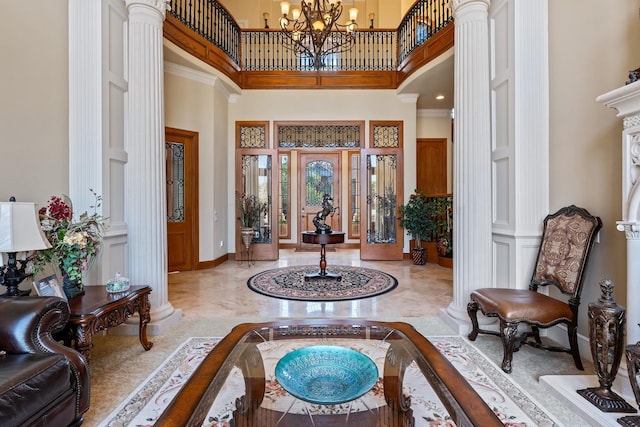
[470, 288, 574, 325]
[0, 353, 72, 426]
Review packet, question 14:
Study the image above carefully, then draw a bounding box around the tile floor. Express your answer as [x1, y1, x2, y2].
[167, 248, 454, 320]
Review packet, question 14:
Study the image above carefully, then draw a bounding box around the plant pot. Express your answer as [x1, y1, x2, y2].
[438, 256, 453, 268]
[240, 227, 254, 250]
[411, 247, 427, 265]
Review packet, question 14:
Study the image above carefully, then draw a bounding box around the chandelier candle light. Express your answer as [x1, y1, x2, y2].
[279, 0, 358, 70]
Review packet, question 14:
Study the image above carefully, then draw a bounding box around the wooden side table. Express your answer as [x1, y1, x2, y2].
[61, 285, 153, 360]
[301, 231, 345, 281]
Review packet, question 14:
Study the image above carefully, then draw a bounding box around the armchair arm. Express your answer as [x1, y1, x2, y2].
[0, 296, 90, 418]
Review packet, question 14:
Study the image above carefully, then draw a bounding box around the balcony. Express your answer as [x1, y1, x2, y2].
[164, 0, 454, 90]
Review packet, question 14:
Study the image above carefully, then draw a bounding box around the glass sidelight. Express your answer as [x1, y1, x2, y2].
[278, 152, 290, 239]
[241, 154, 272, 244]
[349, 151, 360, 239]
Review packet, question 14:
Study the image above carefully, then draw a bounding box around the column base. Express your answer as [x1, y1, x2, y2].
[438, 302, 497, 335]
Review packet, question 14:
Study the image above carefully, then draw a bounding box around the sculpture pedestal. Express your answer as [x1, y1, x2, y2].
[301, 231, 345, 281]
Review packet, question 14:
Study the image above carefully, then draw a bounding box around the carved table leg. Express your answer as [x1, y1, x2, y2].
[138, 293, 153, 351]
[73, 325, 94, 361]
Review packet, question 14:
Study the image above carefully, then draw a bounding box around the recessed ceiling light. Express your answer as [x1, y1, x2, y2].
[436, 95, 445, 100]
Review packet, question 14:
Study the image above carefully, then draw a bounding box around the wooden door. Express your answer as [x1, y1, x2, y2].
[166, 128, 198, 272]
[298, 152, 342, 250]
[416, 138, 447, 195]
[360, 148, 404, 260]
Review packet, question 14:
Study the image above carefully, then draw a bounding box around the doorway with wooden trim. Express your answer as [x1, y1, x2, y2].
[166, 127, 199, 272]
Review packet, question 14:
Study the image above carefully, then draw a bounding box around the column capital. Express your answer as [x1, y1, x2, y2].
[451, 0, 491, 15]
[617, 221, 640, 239]
[125, 0, 169, 19]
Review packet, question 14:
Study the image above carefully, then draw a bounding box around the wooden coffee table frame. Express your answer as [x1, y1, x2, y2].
[157, 320, 502, 427]
[61, 285, 153, 360]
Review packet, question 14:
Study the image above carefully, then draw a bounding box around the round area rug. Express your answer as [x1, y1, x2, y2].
[247, 265, 398, 301]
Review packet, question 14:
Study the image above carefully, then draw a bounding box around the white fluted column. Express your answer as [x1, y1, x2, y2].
[439, 0, 493, 331]
[125, 0, 181, 332]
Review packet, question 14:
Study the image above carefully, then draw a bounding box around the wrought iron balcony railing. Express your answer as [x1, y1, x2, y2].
[167, 0, 452, 73]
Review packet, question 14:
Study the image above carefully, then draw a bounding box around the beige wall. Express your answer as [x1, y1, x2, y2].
[0, 1, 69, 207]
[549, 0, 640, 310]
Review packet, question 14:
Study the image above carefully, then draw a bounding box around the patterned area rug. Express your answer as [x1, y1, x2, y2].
[246, 265, 398, 301]
[99, 336, 561, 427]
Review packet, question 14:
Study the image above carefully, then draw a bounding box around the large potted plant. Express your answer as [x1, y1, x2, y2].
[399, 191, 436, 265]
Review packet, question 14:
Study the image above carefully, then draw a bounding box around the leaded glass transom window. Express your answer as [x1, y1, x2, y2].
[278, 125, 361, 148]
[239, 125, 267, 148]
[372, 124, 400, 148]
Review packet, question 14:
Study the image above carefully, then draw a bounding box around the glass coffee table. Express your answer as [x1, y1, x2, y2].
[156, 320, 502, 427]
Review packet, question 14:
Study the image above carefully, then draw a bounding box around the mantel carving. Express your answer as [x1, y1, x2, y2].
[617, 222, 640, 240]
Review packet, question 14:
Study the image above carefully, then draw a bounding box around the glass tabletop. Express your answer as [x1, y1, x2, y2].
[156, 320, 502, 427]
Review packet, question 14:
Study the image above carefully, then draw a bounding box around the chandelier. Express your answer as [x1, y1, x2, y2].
[279, 1, 358, 70]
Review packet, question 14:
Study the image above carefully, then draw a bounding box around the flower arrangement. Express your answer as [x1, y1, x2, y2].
[34, 190, 108, 284]
[237, 192, 267, 228]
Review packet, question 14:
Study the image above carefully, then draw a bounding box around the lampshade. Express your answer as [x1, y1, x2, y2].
[0, 202, 51, 253]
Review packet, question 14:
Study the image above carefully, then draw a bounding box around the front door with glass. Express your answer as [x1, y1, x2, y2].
[298, 152, 342, 250]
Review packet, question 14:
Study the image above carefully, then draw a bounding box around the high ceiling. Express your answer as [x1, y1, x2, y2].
[399, 52, 454, 110]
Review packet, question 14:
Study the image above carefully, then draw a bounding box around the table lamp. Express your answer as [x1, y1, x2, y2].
[0, 198, 52, 296]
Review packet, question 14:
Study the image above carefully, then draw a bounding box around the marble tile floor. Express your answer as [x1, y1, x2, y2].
[168, 248, 454, 320]
[85, 248, 592, 426]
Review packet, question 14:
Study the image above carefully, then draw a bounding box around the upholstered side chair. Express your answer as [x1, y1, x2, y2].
[467, 205, 602, 373]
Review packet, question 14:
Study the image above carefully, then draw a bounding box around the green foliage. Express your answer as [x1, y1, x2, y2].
[399, 191, 437, 247]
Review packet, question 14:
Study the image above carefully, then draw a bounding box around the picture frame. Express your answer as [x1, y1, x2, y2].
[33, 274, 67, 300]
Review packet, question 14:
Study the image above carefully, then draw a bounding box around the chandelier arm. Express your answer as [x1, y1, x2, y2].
[280, 0, 356, 70]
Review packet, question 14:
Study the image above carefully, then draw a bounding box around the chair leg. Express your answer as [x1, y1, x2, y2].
[568, 324, 584, 371]
[499, 319, 518, 374]
[531, 325, 542, 344]
[467, 300, 480, 341]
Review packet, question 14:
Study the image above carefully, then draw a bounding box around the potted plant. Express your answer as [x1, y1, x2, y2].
[399, 191, 436, 265]
[34, 190, 108, 298]
[237, 192, 267, 249]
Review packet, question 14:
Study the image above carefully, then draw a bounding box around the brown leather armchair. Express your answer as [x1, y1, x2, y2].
[467, 205, 602, 373]
[0, 296, 90, 427]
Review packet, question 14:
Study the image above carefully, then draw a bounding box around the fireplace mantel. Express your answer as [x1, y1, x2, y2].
[596, 80, 640, 347]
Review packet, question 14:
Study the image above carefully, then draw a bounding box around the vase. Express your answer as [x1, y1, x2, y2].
[240, 227, 254, 262]
[577, 279, 636, 413]
[60, 266, 85, 299]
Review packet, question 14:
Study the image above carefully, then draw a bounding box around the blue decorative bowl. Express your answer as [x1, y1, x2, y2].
[275, 345, 378, 405]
